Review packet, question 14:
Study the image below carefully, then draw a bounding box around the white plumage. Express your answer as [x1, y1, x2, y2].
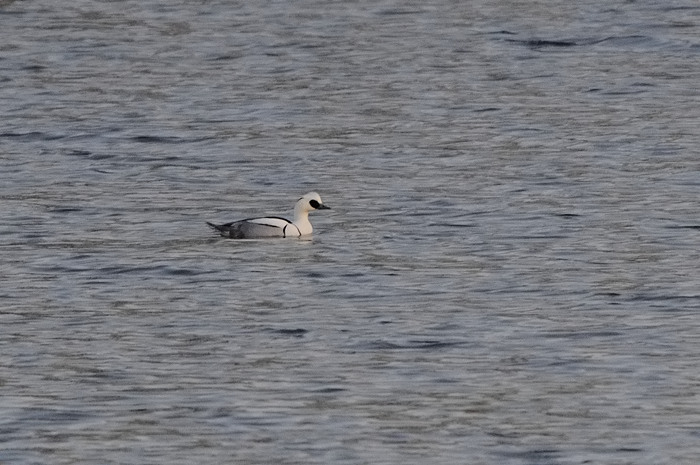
[207, 192, 330, 239]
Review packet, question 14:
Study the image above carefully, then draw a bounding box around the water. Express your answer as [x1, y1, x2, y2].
[1, 0, 699, 463]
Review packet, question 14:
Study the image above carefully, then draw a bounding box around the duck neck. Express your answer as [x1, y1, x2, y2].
[293, 207, 312, 235]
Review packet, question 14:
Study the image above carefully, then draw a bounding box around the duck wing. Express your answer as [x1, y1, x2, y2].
[207, 217, 299, 239]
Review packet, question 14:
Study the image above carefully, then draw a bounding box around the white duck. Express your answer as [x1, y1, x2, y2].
[207, 192, 330, 239]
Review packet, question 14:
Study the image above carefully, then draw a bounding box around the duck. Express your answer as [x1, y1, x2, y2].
[207, 192, 330, 239]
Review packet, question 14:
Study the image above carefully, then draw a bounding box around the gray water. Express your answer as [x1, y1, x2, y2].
[1, 0, 700, 463]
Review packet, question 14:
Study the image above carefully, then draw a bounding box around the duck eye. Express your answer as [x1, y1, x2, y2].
[309, 199, 320, 209]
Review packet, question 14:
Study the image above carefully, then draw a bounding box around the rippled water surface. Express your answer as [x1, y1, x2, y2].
[2, 0, 700, 463]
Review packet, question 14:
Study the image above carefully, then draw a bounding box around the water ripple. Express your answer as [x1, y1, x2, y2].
[1, 0, 699, 463]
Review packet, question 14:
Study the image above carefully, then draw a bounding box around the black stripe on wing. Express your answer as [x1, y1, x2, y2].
[246, 217, 292, 228]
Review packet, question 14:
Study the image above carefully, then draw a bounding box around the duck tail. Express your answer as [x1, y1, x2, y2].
[206, 221, 225, 233]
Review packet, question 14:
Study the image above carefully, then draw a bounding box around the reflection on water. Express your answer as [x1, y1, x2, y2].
[1, 0, 699, 463]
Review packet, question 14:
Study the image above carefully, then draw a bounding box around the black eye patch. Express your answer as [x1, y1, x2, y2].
[309, 199, 320, 209]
